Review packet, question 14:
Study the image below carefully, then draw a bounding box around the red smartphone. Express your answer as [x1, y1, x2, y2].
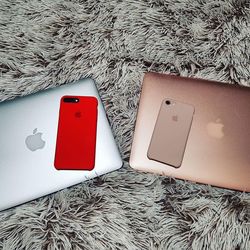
[54, 96, 98, 170]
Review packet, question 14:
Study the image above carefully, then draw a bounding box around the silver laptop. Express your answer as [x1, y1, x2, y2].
[0, 78, 123, 211]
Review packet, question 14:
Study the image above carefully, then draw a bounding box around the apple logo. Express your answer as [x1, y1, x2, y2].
[75, 111, 82, 118]
[206, 118, 224, 139]
[172, 115, 178, 122]
[25, 128, 46, 151]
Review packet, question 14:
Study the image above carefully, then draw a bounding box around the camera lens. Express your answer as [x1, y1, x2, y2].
[63, 97, 79, 103]
[165, 100, 171, 105]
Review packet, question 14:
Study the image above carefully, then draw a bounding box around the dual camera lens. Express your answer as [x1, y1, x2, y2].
[63, 97, 79, 103]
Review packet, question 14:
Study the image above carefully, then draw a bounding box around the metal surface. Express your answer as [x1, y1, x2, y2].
[130, 72, 250, 192]
[0, 78, 122, 211]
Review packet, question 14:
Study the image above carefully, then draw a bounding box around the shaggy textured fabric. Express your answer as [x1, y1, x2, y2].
[0, 0, 250, 249]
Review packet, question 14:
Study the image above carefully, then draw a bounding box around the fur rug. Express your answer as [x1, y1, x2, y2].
[0, 0, 249, 249]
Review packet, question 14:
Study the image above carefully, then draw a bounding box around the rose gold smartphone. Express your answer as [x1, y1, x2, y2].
[148, 99, 195, 168]
[130, 72, 250, 192]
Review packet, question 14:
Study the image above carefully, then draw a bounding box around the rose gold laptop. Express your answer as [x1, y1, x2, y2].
[130, 72, 250, 192]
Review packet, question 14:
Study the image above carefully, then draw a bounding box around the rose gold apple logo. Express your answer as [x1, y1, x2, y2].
[25, 128, 46, 151]
[172, 115, 178, 122]
[206, 118, 224, 139]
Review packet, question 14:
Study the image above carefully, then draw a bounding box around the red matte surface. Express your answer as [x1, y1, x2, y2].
[54, 96, 98, 170]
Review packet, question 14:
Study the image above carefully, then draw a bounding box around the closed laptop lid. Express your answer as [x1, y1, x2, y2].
[130, 72, 250, 192]
[0, 78, 122, 211]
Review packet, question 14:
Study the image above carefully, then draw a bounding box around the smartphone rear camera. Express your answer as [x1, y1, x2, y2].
[165, 100, 171, 105]
[63, 97, 79, 103]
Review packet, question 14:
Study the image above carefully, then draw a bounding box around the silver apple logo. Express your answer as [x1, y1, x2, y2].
[25, 128, 46, 151]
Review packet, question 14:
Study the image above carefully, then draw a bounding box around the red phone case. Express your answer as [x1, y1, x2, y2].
[54, 96, 98, 170]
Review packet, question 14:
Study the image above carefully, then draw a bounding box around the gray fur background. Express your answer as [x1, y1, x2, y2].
[0, 0, 250, 249]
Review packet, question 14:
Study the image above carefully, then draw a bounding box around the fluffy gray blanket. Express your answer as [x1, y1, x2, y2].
[0, 0, 249, 249]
